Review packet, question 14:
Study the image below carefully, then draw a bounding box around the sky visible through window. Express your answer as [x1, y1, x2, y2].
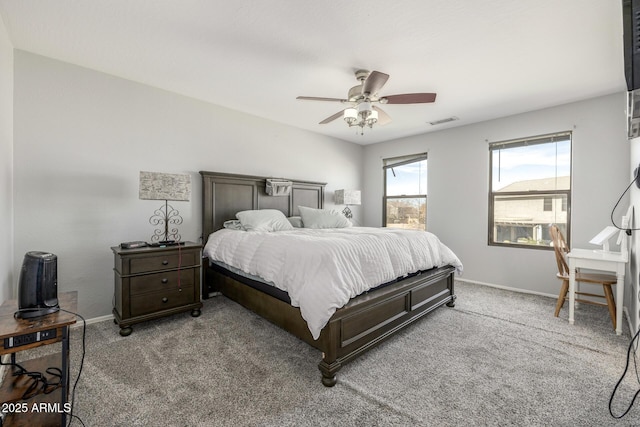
[492, 140, 570, 191]
[386, 160, 427, 196]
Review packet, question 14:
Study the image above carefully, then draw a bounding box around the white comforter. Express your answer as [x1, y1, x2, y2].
[203, 227, 463, 339]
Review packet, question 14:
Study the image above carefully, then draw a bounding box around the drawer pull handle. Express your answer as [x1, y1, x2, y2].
[161, 278, 168, 284]
[162, 260, 169, 265]
[162, 297, 168, 303]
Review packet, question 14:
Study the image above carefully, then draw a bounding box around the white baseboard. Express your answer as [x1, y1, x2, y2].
[623, 306, 636, 337]
[70, 313, 113, 329]
[456, 278, 558, 299]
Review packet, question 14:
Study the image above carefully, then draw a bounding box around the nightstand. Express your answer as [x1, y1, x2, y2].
[111, 242, 202, 336]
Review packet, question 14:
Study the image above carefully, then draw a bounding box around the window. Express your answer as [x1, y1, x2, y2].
[488, 132, 571, 249]
[383, 153, 427, 230]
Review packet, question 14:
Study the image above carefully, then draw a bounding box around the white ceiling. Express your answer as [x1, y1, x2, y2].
[0, 0, 627, 145]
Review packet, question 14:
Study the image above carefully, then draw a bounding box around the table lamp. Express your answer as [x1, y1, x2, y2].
[334, 189, 361, 219]
[139, 171, 191, 243]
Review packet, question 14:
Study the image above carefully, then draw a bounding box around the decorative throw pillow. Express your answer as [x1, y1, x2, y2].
[236, 209, 294, 232]
[223, 220, 246, 230]
[297, 206, 352, 229]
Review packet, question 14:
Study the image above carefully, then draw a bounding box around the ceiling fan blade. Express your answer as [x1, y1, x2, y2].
[383, 93, 437, 104]
[363, 71, 389, 96]
[319, 110, 345, 124]
[297, 96, 345, 102]
[372, 106, 392, 125]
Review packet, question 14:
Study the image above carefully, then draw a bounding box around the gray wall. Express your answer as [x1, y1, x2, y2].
[12, 51, 363, 319]
[363, 93, 630, 301]
[0, 17, 13, 305]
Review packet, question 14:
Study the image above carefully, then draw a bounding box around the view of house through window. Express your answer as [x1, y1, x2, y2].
[489, 132, 571, 249]
[383, 153, 427, 230]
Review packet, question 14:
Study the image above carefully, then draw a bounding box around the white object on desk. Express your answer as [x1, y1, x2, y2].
[589, 226, 619, 252]
[567, 248, 628, 335]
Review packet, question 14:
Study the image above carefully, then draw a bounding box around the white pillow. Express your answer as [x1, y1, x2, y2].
[236, 209, 294, 232]
[287, 216, 304, 228]
[298, 206, 352, 229]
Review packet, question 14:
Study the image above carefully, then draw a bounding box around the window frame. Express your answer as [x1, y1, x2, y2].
[488, 132, 572, 250]
[382, 153, 428, 230]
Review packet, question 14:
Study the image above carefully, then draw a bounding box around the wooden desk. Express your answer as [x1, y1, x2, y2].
[0, 291, 77, 426]
[567, 249, 627, 335]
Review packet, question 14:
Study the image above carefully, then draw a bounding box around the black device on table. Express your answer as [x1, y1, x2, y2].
[119, 240, 185, 249]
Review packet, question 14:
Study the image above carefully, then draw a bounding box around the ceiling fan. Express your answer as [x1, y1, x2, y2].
[296, 69, 437, 133]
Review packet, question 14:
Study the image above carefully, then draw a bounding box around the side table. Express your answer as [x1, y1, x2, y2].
[0, 291, 77, 426]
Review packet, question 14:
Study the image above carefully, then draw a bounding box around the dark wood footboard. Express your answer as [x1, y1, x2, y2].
[205, 261, 456, 386]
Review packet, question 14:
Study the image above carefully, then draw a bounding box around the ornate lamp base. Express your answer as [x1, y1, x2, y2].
[342, 206, 353, 219]
[149, 200, 183, 243]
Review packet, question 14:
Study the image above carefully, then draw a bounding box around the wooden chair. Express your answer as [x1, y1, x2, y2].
[550, 225, 617, 329]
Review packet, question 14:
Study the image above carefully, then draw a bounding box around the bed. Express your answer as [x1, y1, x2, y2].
[200, 171, 460, 386]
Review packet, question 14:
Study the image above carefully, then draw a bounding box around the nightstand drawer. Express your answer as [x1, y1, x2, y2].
[129, 252, 196, 274]
[129, 269, 195, 295]
[130, 287, 195, 317]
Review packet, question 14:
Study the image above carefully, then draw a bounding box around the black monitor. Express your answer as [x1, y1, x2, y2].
[623, 0, 640, 91]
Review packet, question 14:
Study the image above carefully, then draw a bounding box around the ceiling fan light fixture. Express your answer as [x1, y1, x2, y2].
[358, 101, 372, 120]
[343, 108, 358, 125]
[367, 109, 378, 127]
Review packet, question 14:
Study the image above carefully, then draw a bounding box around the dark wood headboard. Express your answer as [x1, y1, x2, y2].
[200, 171, 326, 240]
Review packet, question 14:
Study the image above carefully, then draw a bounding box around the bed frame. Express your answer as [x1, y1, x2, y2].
[200, 171, 456, 386]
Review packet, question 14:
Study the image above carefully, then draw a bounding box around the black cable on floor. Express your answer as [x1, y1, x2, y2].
[609, 326, 640, 418]
[58, 308, 86, 427]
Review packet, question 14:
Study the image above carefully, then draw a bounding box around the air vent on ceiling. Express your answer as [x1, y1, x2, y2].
[429, 116, 459, 126]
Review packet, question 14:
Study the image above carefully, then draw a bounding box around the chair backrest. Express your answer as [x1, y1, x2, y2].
[550, 225, 570, 278]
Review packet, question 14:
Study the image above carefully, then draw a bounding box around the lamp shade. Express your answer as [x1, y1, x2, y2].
[343, 108, 357, 123]
[358, 101, 372, 114]
[334, 189, 361, 205]
[367, 109, 378, 125]
[139, 171, 191, 201]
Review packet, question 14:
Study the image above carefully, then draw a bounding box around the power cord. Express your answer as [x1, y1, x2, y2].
[0, 358, 62, 399]
[177, 242, 182, 290]
[609, 326, 640, 419]
[59, 308, 86, 427]
[610, 175, 640, 232]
